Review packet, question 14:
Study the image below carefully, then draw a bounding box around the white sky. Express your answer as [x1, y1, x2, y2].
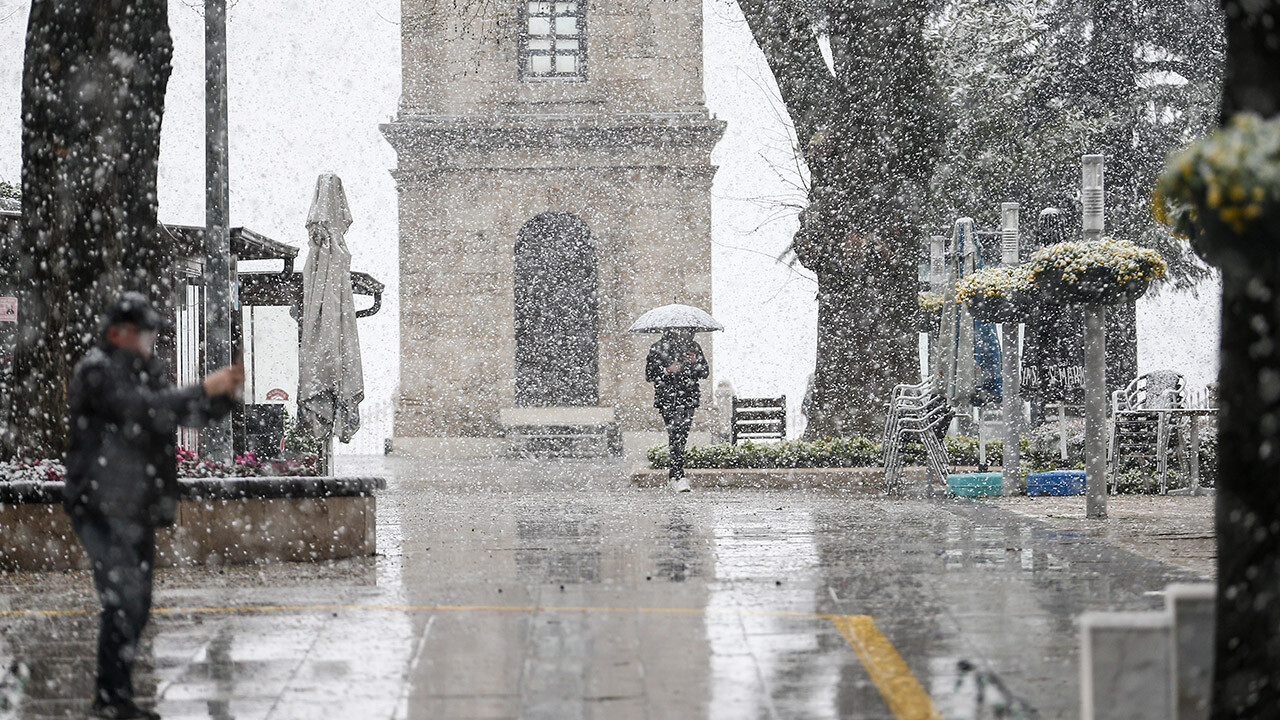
[0, 0, 1218, 450]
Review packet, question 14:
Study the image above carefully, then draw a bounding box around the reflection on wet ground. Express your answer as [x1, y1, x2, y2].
[0, 457, 1205, 719]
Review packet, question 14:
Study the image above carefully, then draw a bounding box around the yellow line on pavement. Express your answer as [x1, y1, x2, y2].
[832, 615, 944, 720]
[2, 602, 941, 718]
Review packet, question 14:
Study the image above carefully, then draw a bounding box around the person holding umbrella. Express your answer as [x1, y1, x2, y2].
[631, 304, 722, 493]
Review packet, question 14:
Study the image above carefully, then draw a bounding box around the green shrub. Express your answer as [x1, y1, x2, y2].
[900, 436, 1031, 466]
[1025, 418, 1086, 472]
[647, 435, 1032, 470]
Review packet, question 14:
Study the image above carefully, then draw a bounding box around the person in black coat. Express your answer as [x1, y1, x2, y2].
[64, 293, 243, 720]
[646, 329, 708, 492]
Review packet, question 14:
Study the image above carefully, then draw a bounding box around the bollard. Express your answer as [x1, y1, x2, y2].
[1167, 584, 1214, 720]
[1080, 611, 1174, 720]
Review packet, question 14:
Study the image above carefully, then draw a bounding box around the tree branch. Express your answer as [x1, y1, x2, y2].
[734, 0, 840, 150]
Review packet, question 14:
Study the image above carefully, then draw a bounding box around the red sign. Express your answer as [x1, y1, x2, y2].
[266, 388, 290, 401]
[0, 297, 15, 323]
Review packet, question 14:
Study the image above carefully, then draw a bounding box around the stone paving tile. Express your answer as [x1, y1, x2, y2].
[0, 456, 1207, 719]
[152, 698, 275, 720]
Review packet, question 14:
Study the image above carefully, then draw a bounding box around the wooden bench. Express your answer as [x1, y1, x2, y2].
[731, 397, 786, 444]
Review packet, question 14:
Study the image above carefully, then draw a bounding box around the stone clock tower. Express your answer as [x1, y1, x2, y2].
[383, 0, 724, 455]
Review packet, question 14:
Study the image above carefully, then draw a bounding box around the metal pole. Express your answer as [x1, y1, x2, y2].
[1058, 403, 1068, 461]
[1081, 154, 1106, 517]
[929, 235, 946, 387]
[1084, 305, 1107, 518]
[1000, 203, 1021, 495]
[1001, 329, 1021, 492]
[203, 0, 233, 462]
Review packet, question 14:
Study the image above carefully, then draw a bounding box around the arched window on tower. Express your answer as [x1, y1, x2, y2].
[520, 1, 587, 81]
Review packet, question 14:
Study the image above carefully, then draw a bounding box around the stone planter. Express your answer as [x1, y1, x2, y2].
[0, 476, 385, 572]
[630, 465, 1003, 492]
[1037, 270, 1152, 306]
[967, 292, 1034, 324]
[1029, 238, 1165, 306]
[917, 309, 943, 334]
[630, 466, 920, 491]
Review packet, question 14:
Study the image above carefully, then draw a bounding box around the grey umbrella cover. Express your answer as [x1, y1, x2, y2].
[298, 174, 365, 443]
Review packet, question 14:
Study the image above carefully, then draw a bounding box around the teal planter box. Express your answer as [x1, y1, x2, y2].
[1027, 470, 1086, 496]
[946, 472, 1004, 498]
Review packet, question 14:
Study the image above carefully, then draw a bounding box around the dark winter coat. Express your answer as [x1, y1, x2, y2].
[63, 343, 231, 527]
[646, 336, 709, 411]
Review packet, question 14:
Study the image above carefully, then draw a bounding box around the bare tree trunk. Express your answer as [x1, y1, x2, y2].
[735, 0, 944, 438]
[9, 0, 173, 459]
[1210, 2, 1280, 717]
[806, 247, 918, 437]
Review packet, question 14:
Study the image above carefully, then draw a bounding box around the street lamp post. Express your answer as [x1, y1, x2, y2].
[1000, 203, 1022, 495]
[1081, 154, 1107, 519]
[203, 0, 234, 462]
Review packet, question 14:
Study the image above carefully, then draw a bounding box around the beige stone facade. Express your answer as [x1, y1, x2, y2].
[383, 0, 724, 447]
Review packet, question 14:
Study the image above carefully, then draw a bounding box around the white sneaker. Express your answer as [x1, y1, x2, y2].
[674, 478, 691, 493]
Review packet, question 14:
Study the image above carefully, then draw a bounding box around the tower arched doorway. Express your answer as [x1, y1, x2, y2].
[514, 213, 599, 407]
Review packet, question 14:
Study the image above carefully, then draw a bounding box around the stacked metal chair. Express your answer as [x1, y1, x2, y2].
[882, 380, 952, 491]
[1107, 370, 1186, 493]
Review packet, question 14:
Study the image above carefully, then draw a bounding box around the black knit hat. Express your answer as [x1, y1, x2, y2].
[102, 292, 165, 332]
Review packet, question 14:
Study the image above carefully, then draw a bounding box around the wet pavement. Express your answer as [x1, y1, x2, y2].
[0, 457, 1209, 719]
[992, 494, 1216, 578]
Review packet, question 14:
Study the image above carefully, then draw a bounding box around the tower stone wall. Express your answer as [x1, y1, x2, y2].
[384, 0, 724, 450]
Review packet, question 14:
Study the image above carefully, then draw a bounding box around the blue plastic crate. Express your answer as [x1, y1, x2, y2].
[946, 472, 1004, 498]
[1027, 470, 1086, 496]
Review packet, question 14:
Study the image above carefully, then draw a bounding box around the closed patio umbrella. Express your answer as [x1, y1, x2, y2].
[298, 173, 364, 450]
[942, 218, 978, 408]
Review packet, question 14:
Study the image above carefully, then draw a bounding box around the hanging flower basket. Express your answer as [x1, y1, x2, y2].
[1028, 238, 1166, 306]
[955, 266, 1036, 323]
[917, 291, 944, 333]
[1156, 113, 1280, 268]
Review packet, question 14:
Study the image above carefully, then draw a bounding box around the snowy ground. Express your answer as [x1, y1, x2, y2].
[0, 456, 1209, 719]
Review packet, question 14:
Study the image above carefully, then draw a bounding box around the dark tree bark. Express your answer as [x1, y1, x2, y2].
[1210, 2, 1280, 717]
[9, 1, 173, 459]
[736, 0, 946, 437]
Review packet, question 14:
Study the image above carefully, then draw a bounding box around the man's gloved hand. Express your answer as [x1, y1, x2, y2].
[203, 364, 245, 397]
